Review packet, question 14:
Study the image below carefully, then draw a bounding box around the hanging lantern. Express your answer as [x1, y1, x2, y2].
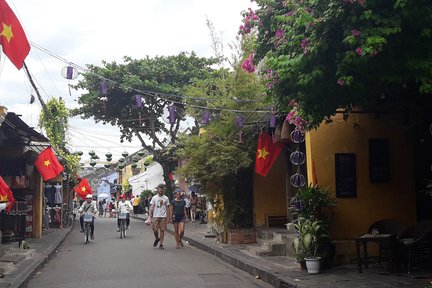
[88, 150, 95, 156]
[290, 149, 305, 165]
[144, 162, 150, 167]
[137, 151, 145, 157]
[118, 164, 125, 169]
[92, 154, 99, 160]
[105, 152, 112, 158]
[290, 173, 306, 188]
[29, 94, 35, 104]
[131, 163, 138, 169]
[118, 158, 125, 163]
[135, 95, 143, 108]
[99, 80, 108, 95]
[168, 104, 176, 125]
[202, 111, 210, 125]
[122, 151, 129, 157]
[61, 65, 78, 80]
[132, 157, 139, 163]
[89, 160, 97, 167]
[106, 157, 112, 162]
[104, 163, 111, 169]
[236, 115, 244, 128]
[290, 128, 305, 143]
[76, 151, 83, 156]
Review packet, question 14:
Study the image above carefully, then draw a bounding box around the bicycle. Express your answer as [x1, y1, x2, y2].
[62, 206, 73, 226]
[118, 212, 127, 239]
[83, 213, 93, 244]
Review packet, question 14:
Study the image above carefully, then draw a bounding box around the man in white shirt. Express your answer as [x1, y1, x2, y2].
[116, 194, 133, 231]
[149, 184, 171, 250]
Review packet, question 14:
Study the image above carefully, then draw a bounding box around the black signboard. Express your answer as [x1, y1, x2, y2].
[335, 153, 357, 198]
[369, 139, 390, 183]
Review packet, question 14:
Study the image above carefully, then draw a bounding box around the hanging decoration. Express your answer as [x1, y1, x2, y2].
[104, 163, 111, 169]
[202, 111, 210, 125]
[118, 158, 125, 163]
[106, 157, 112, 162]
[132, 157, 139, 163]
[89, 160, 97, 167]
[236, 115, 245, 144]
[29, 94, 35, 104]
[105, 152, 112, 159]
[99, 80, 108, 95]
[131, 163, 138, 169]
[135, 95, 143, 124]
[122, 151, 129, 157]
[168, 104, 176, 125]
[138, 151, 145, 157]
[61, 65, 78, 80]
[88, 150, 95, 156]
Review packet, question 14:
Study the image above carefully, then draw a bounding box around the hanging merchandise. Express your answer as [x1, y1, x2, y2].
[269, 114, 277, 128]
[29, 94, 35, 104]
[280, 120, 291, 142]
[135, 95, 143, 108]
[168, 104, 176, 125]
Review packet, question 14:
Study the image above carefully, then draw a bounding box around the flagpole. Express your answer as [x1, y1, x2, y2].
[22, 61, 50, 116]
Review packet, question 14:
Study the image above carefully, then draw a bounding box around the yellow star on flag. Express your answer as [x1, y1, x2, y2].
[0, 194, 9, 201]
[1, 23, 13, 42]
[81, 187, 87, 192]
[258, 147, 269, 159]
[43, 160, 51, 167]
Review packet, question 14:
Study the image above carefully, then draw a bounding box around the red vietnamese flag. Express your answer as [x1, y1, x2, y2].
[0, 176, 15, 212]
[34, 147, 64, 181]
[0, 0, 30, 69]
[254, 133, 283, 177]
[74, 178, 92, 199]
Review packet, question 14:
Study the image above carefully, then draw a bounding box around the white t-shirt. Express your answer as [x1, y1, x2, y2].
[150, 194, 170, 218]
[0, 203, 6, 212]
[117, 200, 133, 213]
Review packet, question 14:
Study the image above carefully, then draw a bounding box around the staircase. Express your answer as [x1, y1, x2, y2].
[0, 246, 36, 275]
[246, 228, 298, 257]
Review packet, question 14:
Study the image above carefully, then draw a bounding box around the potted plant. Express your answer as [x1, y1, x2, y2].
[289, 184, 336, 268]
[293, 217, 329, 274]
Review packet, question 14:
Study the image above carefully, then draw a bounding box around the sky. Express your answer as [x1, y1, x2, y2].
[0, 0, 256, 163]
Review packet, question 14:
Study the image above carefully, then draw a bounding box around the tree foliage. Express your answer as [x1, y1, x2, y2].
[38, 98, 80, 175]
[72, 52, 218, 197]
[243, 0, 432, 128]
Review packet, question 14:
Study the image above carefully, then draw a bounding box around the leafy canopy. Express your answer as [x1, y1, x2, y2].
[243, 0, 432, 128]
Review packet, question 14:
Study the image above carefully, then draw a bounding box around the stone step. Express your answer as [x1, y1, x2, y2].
[4, 248, 36, 260]
[0, 261, 15, 274]
[255, 239, 287, 256]
[246, 244, 273, 256]
[0, 254, 25, 265]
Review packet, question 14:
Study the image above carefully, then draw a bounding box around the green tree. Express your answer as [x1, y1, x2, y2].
[38, 98, 80, 176]
[73, 52, 218, 198]
[241, 0, 432, 128]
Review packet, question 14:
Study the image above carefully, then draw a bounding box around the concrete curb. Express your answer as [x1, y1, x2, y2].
[5, 224, 74, 288]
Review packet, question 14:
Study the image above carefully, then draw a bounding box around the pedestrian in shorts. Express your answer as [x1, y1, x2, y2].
[149, 184, 171, 250]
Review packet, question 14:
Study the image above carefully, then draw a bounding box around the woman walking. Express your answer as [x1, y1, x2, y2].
[171, 190, 187, 248]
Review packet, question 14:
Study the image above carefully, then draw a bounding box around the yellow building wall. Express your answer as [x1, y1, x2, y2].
[253, 150, 288, 226]
[305, 113, 417, 242]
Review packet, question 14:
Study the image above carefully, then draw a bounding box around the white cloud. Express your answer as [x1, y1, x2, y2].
[0, 0, 255, 161]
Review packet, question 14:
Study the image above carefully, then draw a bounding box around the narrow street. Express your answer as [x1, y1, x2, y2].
[25, 217, 272, 288]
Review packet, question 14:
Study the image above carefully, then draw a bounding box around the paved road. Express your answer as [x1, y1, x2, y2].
[25, 217, 272, 288]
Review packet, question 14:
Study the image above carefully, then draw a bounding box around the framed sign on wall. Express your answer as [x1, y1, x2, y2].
[335, 153, 357, 198]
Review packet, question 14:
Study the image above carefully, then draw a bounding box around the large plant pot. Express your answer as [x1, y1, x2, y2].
[305, 257, 321, 274]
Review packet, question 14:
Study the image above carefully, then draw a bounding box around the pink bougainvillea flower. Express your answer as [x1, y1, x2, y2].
[351, 29, 361, 37]
[241, 53, 255, 73]
[337, 79, 345, 86]
[355, 47, 363, 56]
[357, 0, 365, 7]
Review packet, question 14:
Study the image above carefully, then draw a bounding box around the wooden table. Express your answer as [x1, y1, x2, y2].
[355, 233, 397, 273]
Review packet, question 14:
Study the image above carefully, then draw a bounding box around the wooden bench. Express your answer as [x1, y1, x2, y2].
[265, 215, 288, 228]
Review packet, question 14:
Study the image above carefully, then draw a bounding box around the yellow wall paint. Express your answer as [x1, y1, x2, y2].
[253, 150, 288, 226]
[306, 113, 417, 239]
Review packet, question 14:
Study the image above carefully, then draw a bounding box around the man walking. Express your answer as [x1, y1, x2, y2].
[149, 184, 171, 250]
